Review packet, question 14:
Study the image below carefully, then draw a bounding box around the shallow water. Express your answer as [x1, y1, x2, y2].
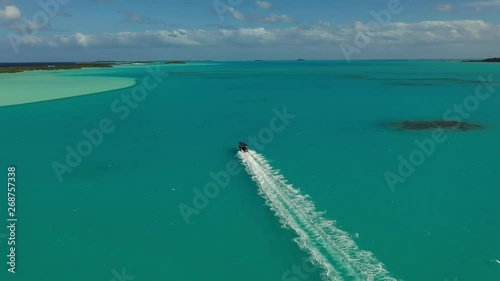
[0, 69, 136, 107]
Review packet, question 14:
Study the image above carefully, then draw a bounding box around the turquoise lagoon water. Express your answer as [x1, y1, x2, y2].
[0, 61, 499, 281]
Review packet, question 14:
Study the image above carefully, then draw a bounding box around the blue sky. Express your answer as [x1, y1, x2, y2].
[1, 0, 500, 61]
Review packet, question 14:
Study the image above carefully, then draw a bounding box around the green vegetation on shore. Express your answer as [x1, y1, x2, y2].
[0, 63, 113, 73]
[463, 57, 500, 63]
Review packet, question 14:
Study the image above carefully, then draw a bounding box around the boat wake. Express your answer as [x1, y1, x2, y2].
[238, 150, 397, 281]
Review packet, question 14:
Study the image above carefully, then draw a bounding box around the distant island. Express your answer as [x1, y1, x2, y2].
[296, 59, 306, 61]
[95, 60, 155, 64]
[165, 61, 186, 64]
[383, 120, 484, 131]
[0, 63, 113, 73]
[119, 61, 156, 65]
[463, 57, 500, 63]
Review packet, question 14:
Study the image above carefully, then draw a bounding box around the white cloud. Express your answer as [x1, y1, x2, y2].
[465, 0, 500, 10]
[45, 30, 204, 48]
[227, 7, 245, 20]
[437, 4, 453, 12]
[219, 27, 277, 44]
[0, 5, 21, 20]
[74, 32, 91, 47]
[256, 1, 272, 9]
[11, 20, 500, 53]
[256, 14, 295, 24]
[364, 20, 496, 44]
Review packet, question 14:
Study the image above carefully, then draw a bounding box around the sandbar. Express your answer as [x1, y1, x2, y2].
[0, 71, 136, 107]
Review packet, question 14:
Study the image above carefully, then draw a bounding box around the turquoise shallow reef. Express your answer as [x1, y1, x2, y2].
[0, 60, 499, 281]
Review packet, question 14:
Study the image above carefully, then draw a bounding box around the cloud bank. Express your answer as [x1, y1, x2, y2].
[10, 19, 499, 48]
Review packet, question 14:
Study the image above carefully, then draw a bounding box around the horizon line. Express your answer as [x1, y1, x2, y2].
[1, 57, 494, 64]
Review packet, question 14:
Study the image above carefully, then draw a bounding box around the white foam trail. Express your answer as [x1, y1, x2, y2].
[238, 150, 397, 281]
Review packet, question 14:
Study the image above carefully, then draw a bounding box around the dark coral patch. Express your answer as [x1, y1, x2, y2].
[383, 120, 485, 131]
